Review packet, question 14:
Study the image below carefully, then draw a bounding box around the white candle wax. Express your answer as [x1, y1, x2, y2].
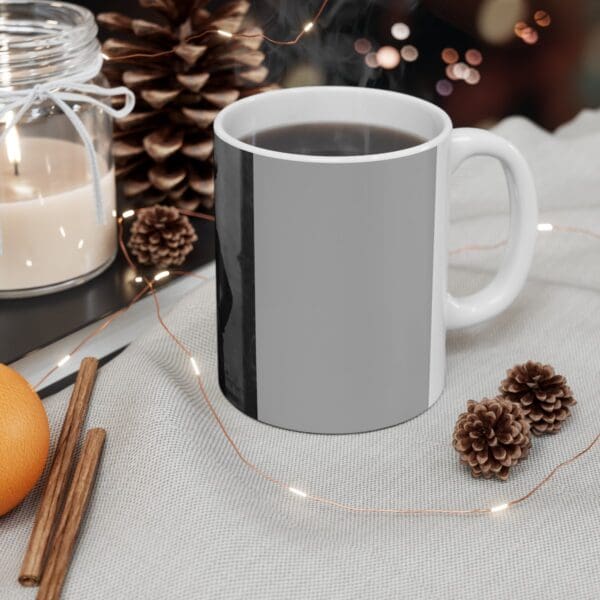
[0, 137, 116, 292]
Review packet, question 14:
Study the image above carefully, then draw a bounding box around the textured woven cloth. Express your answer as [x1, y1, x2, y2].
[1, 112, 599, 599]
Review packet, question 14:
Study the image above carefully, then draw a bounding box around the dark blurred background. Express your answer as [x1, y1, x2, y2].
[88, 0, 599, 130]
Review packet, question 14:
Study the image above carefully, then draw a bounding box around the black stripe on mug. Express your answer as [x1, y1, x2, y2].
[215, 138, 257, 418]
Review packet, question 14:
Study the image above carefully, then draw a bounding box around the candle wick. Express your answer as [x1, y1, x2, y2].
[13, 161, 19, 176]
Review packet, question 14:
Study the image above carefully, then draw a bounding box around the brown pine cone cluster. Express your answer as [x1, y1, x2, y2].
[98, 0, 275, 211]
[453, 397, 531, 480]
[499, 361, 576, 435]
[128, 205, 197, 267]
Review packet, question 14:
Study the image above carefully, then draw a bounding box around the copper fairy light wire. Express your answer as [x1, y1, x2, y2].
[33, 211, 600, 517]
[177, 208, 216, 222]
[169, 270, 210, 280]
[103, 0, 331, 62]
[148, 285, 290, 490]
[449, 223, 600, 257]
[507, 431, 600, 508]
[552, 224, 600, 240]
[147, 270, 599, 516]
[33, 215, 209, 390]
[117, 217, 138, 272]
[33, 283, 151, 390]
[449, 239, 507, 256]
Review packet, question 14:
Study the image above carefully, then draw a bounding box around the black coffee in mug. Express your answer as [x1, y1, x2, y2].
[242, 122, 425, 156]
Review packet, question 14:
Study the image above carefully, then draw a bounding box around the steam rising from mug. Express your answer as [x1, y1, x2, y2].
[257, 1, 403, 88]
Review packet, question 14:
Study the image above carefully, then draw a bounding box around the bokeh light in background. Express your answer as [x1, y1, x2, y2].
[445, 65, 458, 80]
[452, 62, 469, 79]
[439, 48, 483, 89]
[353, 38, 371, 55]
[238, 0, 600, 129]
[534, 10, 552, 27]
[365, 52, 379, 69]
[436, 79, 454, 96]
[464, 68, 481, 85]
[442, 48, 459, 64]
[400, 45, 419, 62]
[465, 49, 483, 66]
[520, 27, 539, 45]
[391, 22, 411, 40]
[514, 21, 528, 37]
[476, 0, 527, 44]
[376, 46, 401, 70]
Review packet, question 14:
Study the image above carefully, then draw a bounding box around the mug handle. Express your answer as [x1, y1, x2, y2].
[446, 128, 538, 330]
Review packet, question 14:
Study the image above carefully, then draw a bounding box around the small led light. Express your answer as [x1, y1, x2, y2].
[190, 357, 201, 375]
[490, 503, 509, 513]
[122, 209, 135, 219]
[101, 52, 110, 60]
[217, 29, 233, 38]
[303, 22, 314, 32]
[134, 276, 143, 283]
[154, 270, 170, 281]
[112, 209, 117, 218]
[57, 354, 71, 367]
[289, 487, 307, 498]
[537, 223, 554, 232]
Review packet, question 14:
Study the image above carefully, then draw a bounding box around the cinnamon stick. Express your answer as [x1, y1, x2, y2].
[19, 357, 99, 587]
[37, 429, 106, 600]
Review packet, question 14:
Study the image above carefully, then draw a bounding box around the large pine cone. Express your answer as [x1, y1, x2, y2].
[128, 205, 198, 267]
[453, 397, 531, 481]
[98, 1, 276, 211]
[499, 361, 576, 435]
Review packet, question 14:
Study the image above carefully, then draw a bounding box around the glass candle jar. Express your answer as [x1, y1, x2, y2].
[0, 1, 134, 297]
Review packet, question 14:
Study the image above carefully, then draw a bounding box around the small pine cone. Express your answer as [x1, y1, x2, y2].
[128, 205, 197, 268]
[453, 397, 531, 481]
[499, 361, 576, 435]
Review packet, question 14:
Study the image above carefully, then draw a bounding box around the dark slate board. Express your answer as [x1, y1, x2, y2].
[0, 220, 215, 364]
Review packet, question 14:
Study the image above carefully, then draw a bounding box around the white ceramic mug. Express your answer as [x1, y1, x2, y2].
[213, 86, 537, 434]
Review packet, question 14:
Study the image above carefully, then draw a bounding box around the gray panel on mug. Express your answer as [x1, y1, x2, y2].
[253, 151, 437, 433]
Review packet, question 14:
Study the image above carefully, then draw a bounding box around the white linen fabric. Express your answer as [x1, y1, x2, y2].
[1, 111, 599, 600]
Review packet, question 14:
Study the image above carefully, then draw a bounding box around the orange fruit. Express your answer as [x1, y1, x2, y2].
[0, 364, 50, 516]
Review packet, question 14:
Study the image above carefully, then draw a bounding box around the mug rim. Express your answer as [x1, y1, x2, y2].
[214, 86, 453, 164]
